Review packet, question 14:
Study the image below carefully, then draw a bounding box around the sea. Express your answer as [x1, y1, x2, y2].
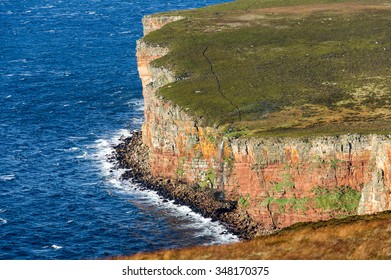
[0, 0, 236, 260]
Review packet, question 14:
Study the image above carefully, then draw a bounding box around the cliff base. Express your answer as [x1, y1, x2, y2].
[114, 132, 271, 239]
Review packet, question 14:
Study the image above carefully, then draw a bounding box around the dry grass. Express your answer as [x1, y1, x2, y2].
[113, 211, 391, 260]
[233, 103, 391, 138]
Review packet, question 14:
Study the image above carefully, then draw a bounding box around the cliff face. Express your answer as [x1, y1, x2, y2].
[136, 16, 391, 230]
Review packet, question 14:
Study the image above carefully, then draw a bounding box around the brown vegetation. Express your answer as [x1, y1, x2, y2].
[113, 211, 391, 260]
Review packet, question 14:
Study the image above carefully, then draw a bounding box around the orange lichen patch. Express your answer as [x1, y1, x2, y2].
[198, 128, 218, 160]
[291, 147, 300, 164]
[285, 147, 301, 164]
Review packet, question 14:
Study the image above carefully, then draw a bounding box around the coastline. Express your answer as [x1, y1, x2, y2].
[113, 131, 270, 240]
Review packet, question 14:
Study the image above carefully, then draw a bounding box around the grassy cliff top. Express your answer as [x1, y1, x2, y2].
[113, 211, 391, 259]
[144, 0, 391, 138]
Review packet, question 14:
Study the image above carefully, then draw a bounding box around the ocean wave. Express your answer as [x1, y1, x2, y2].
[91, 129, 132, 177]
[54, 147, 80, 153]
[20, 72, 33, 77]
[43, 244, 62, 250]
[112, 180, 239, 245]
[76, 151, 88, 159]
[49, 70, 72, 76]
[90, 129, 238, 244]
[10, 59, 28, 63]
[0, 218, 7, 225]
[128, 117, 144, 127]
[51, 245, 62, 250]
[0, 174, 16, 182]
[39, 5, 55, 9]
[126, 99, 144, 110]
[68, 136, 88, 140]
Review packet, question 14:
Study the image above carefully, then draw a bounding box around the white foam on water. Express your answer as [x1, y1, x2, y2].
[90, 129, 133, 177]
[41, 5, 55, 9]
[0, 218, 7, 225]
[0, 174, 16, 182]
[52, 12, 80, 18]
[10, 59, 28, 63]
[90, 129, 239, 245]
[76, 151, 88, 159]
[68, 136, 88, 140]
[51, 245, 62, 250]
[113, 180, 239, 245]
[20, 72, 33, 77]
[49, 70, 72, 77]
[130, 117, 143, 127]
[127, 99, 144, 111]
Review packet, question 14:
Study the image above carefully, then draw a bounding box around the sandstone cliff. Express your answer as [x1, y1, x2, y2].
[136, 15, 391, 231]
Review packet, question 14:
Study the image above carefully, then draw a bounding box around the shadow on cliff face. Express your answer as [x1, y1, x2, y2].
[111, 211, 391, 260]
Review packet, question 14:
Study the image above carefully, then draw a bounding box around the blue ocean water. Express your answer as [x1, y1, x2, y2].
[0, 0, 235, 260]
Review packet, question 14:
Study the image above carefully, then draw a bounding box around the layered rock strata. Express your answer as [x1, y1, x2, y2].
[136, 15, 391, 231]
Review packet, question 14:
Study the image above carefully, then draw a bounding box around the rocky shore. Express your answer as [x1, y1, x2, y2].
[113, 131, 269, 240]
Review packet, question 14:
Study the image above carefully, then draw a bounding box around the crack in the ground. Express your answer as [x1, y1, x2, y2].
[202, 47, 242, 122]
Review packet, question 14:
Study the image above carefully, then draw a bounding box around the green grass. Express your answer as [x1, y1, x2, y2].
[238, 193, 251, 208]
[311, 186, 361, 214]
[144, 0, 391, 137]
[260, 185, 361, 216]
